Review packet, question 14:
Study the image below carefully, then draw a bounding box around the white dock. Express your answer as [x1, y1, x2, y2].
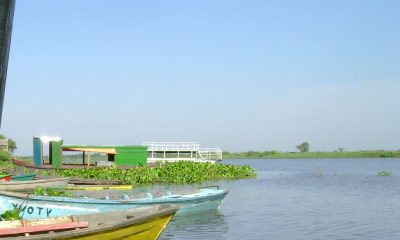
[143, 142, 222, 163]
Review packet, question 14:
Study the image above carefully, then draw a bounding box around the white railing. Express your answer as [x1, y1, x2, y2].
[0, 139, 8, 152]
[147, 158, 215, 163]
[198, 148, 223, 161]
[143, 142, 200, 152]
[144, 142, 223, 162]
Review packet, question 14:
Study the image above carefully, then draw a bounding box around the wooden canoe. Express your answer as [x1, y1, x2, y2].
[12, 159, 97, 170]
[0, 204, 179, 240]
[11, 173, 36, 181]
[13, 158, 141, 171]
[0, 177, 69, 192]
[66, 185, 133, 191]
[34, 175, 123, 185]
[68, 177, 123, 185]
[0, 186, 228, 219]
[0, 174, 11, 181]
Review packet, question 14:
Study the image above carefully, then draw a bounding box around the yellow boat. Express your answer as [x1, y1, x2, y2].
[0, 204, 179, 240]
[66, 185, 133, 191]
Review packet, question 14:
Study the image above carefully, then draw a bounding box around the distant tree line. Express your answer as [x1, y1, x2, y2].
[296, 142, 310, 153]
[0, 134, 16, 162]
[0, 134, 16, 152]
[223, 141, 400, 159]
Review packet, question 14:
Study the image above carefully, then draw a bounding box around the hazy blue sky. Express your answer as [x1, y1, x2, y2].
[2, 0, 400, 155]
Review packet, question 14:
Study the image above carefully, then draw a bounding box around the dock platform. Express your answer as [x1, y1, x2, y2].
[143, 142, 222, 163]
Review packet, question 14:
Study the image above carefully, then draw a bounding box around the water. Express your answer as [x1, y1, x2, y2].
[160, 158, 400, 239]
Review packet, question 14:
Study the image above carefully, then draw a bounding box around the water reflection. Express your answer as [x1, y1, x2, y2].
[161, 209, 228, 240]
[159, 158, 400, 239]
[130, 184, 229, 239]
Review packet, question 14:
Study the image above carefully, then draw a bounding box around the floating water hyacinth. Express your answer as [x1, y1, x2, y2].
[52, 161, 256, 184]
[377, 170, 392, 176]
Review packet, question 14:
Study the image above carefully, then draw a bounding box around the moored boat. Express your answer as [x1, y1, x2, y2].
[0, 204, 179, 240]
[66, 185, 133, 191]
[68, 177, 123, 185]
[0, 174, 11, 181]
[0, 186, 228, 219]
[13, 159, 101, 170]
[34, 174, 123, 186]
[0, 178, 69, 192]
[11, 173, 36, 181]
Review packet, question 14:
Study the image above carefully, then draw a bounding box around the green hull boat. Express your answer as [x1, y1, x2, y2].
[11, 173, 36, 181]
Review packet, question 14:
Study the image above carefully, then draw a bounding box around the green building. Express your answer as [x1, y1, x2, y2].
[33, 137, 148, 168]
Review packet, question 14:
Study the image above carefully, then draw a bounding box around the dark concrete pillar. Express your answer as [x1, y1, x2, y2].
[0, 0, 16, 128]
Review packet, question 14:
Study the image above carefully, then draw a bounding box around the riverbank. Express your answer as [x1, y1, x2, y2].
[223, 150, 400, 159]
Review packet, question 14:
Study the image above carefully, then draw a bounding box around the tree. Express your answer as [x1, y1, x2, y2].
[296, 142, 310, 153]
[0, 134, 17, 153]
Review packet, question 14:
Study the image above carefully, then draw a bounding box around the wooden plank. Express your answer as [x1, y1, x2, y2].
[0, 221, 89, 236]
[0, 177, 69, 191]
[65, 147, 117, 154]
[66, 185, 133, 191]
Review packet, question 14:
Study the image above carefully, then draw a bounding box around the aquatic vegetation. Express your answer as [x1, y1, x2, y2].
[38, 170, 51, 176]
[54, 161, 256, 184]
[377, 170, 392, 177]
[0, 158, 15, 171]
[0, 150, 11, 162]
[34, 186, 73, 197]
[0, 208, 21, 221]
[313, 170, 324, 177]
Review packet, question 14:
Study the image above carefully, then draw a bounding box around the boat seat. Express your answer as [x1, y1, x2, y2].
[146, 192, 153, 199]
[122, 194, 130, 200]
[0, 221, 89, 236]
[162, 194, 182, 199]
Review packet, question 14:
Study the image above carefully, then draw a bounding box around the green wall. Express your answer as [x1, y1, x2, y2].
[49, 140, 63, 168]
[114, 146, 148, 166]
[62, 144, 148, 166]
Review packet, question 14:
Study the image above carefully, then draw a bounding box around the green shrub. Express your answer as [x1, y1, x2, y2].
[0, 150, 11, 162]
[0, 208, 21, 221]
[34, 186, 73, 197]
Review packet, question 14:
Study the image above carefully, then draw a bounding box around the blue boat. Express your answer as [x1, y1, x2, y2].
[0, 187, 228, 219]
[11, 173, 36, 181]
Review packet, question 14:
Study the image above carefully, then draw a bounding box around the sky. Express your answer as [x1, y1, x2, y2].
[2, 0, 400, 155]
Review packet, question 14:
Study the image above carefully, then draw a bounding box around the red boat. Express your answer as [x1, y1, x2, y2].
[0, 174, 11, 182]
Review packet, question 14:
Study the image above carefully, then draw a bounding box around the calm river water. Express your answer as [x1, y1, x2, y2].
[160, 158, 400, 240]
